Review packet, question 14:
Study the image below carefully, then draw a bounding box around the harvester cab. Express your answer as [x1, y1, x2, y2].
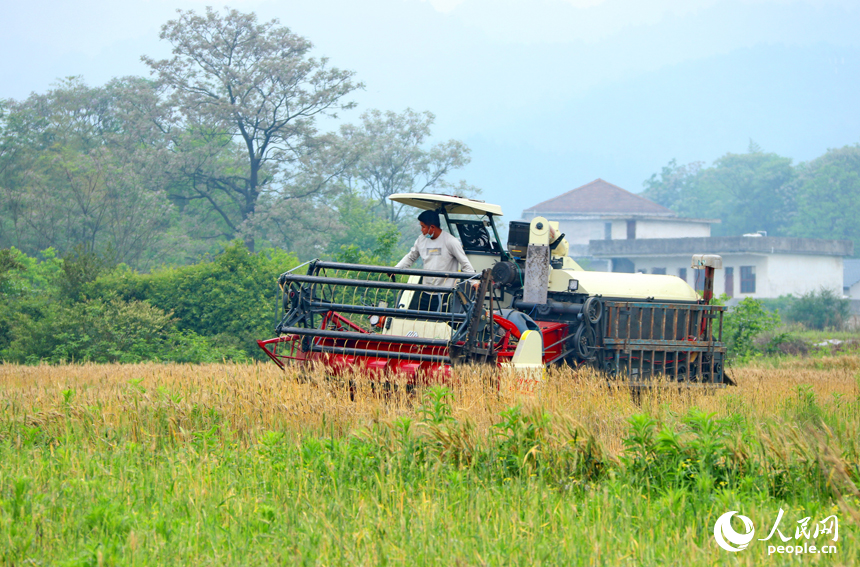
[258, 193, 730, 389]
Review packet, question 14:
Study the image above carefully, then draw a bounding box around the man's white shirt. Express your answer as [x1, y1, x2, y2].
[395, 231, 475, 287]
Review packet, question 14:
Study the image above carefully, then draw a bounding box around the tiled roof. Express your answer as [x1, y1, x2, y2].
[524, 179, 674, 215]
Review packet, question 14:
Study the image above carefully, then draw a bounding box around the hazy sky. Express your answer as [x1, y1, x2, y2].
[3, 0, 859, 219]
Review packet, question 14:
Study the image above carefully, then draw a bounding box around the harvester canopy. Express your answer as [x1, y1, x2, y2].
[389, 193, 504, 216]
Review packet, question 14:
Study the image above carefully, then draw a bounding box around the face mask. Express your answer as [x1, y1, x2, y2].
[424, 233, 433, 239]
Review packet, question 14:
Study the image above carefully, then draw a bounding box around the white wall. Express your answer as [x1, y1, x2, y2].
[767, 254, 843, 297]
[556, 219, 606, 246]
[850, 281, 860, 299]
[622, 254, 740, 299]
[623, 253, 843, 299]
[556, 218, 711, 246]
[635, 220, 711, 239]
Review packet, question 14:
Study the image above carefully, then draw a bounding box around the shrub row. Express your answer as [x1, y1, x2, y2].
[0, 243, 298, 363]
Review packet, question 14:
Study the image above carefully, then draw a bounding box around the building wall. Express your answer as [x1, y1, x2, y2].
[552, 218, 711, 246]
[850, 281, 860, 299]
[555, 219, 607, 246]
[767, 255, 843, 297]
[628, 254, 767, 298]
[617, 253, 843, 299]
[635, 220, 711, 239]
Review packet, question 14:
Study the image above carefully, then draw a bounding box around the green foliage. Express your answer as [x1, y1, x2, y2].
[492, 405, 552, 475]
[0, 247, 24, 293]
[0, 248, 64, 356]
[784, 288, 850, 330]
[757, 295, 796, 315]
[165, 330, 251, 364]
[695, 149, 797, 237]
[643, 147, 796, 237]
[59, 243, 116, 301]
[143, 7, 361, 252]
[644, 143, 860, 253]
[0, 247, 63, 297]
[723, 297, 781, 359]
[790, 145, 860, 255]
[90, 242, 299, 357]
[328, 192, 404, 265]
[339, 108, 478, 223]
[0, 242, 296, 363]
[622, 409, 735, 492]
[416, 386, 456, 426]
[0, 13, 478, 264]
[641, 158, 703, 210]
[2, 388, 856, 564]
[0, 78, 175, 267]
[3, 295, 174, 363]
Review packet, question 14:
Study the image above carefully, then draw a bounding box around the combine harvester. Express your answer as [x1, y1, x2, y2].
[258, 194, 730, 389]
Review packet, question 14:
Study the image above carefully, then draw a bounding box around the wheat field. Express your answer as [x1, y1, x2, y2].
[2, 357, 858, 450]
[1, 358, 858, 565]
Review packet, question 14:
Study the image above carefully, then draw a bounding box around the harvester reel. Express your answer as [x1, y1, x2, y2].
[584, 296, 603, 325]
[283, 283, 302, 312]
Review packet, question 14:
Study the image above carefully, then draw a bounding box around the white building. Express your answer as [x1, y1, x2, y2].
[524, 178, 853, 299]
[589, 236, 853, 299]
[522, 179, 718, 256]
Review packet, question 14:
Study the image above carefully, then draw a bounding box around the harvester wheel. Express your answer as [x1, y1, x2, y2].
[604, 361, 618, 379]
[710, 362, 723, 384]
[574, 324, 597, 359]
[584, 297, 603, 325]
[675, 364, 688, 382]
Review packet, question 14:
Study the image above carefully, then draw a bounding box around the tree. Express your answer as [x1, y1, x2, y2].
[0, 248, 24, 294]
[789, 144, 860, 255]
[641, 158, 703, 211]
[143, 7, 361, 251]
[0, 78, 175, 267]
[326, 192, 402, 264]
[723, 297, 780, 359]
[234, 132, 357, 257]
[700, 145, 795, 236]
[339, 109, 477, 223]
[642, 143, 795, 237]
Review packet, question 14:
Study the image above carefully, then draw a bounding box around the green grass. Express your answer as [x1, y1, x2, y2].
[2, 441, 847, 566]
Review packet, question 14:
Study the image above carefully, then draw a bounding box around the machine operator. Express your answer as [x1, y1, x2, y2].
[395, 210, 475, 309]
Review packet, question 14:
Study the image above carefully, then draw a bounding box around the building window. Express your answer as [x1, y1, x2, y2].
[725, 267, 734, 298]
[740, 266, 755, 293]
[604, 222, 612, 240]
[652, 267, 666, 275]
[626, 220, 636, 240]
[678, 268, 687, 283]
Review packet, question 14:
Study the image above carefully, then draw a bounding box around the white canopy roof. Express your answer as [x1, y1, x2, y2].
[389, 193, 504, 216]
